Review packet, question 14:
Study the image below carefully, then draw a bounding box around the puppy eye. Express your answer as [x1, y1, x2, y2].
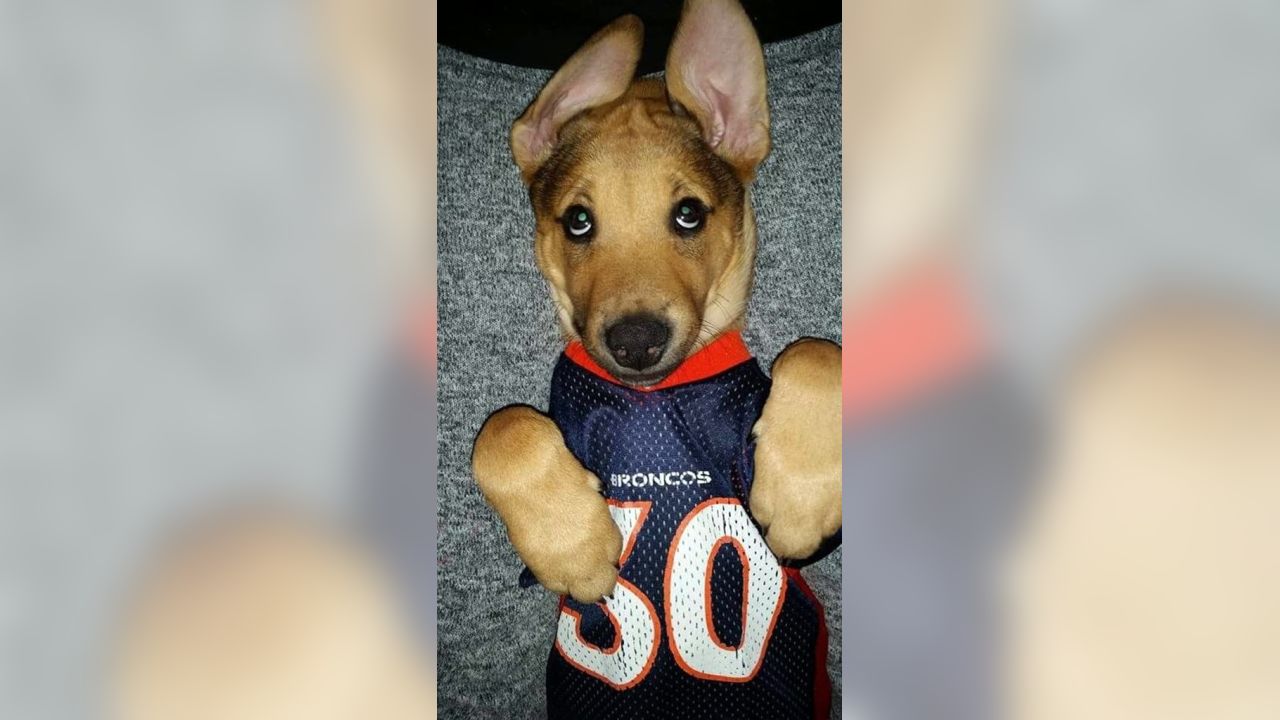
[561, 205, 594, 242]
[672, 198, 707, 236]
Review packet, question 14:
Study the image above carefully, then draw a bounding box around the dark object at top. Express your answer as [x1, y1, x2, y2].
[439, 0, 840, 75]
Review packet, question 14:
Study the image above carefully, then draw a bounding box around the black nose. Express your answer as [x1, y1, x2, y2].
[605, 315, 670, 371]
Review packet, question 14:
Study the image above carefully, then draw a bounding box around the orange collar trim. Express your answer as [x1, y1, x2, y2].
[405, 295, 436, 379]
[565, 331, 753, 392]
[843, 264, 986, 425]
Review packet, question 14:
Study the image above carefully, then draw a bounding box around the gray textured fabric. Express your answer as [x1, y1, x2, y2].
[434, 25, 842, 719]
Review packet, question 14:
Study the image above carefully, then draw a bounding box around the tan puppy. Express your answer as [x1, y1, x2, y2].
[471, 0, 841, 604]
[1006, 298, 1280, 720]
[111, 513, 435, 720]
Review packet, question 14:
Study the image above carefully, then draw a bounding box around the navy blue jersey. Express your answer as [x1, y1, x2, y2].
[533, 334, 831, 719]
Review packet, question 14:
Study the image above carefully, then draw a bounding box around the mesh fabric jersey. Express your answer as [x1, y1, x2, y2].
[526, 333, 834, 719]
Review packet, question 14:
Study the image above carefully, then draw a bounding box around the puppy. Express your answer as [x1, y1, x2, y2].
[1005, 297, 1280, 720]
[471, 1, 841, 717]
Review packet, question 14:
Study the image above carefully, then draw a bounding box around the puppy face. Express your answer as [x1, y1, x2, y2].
[511, 2, 770, 385]
[528, 80, 749, 384]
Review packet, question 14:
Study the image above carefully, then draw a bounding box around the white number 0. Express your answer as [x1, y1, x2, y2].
[555, 498, 787, 688]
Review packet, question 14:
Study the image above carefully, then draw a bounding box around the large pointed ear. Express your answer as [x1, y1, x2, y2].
[510, 15, 644, 182]
[665, 0, 770, 180]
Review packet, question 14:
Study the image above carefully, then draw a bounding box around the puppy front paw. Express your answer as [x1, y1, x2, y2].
[750, 338, 842, 560]
[524, 500, 622, 603]
[474, 405, 622, 603]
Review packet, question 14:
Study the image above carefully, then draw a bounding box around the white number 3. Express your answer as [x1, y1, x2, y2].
[555, 498, 787, 688]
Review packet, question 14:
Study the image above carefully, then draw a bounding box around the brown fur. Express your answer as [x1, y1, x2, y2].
[474, 405, 624, 602]
[528, 77, 753, 380]
[750, 338, 844, 558]
[472, 0, 841, 604]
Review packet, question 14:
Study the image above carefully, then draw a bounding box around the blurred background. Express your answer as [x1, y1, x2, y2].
[981, 0, 1280, 386]
[0, 0, 422, 716]
[3, 0, 1279, 718]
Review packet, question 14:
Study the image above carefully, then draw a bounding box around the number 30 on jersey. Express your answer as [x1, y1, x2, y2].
[555, 498, 788, 688]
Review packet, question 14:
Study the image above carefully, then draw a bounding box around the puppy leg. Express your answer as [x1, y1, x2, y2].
[750, 338, 842, 559]
[473, 405, 621, 602]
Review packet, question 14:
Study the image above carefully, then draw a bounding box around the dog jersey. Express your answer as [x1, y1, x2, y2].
[530, 332, 832, 720]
